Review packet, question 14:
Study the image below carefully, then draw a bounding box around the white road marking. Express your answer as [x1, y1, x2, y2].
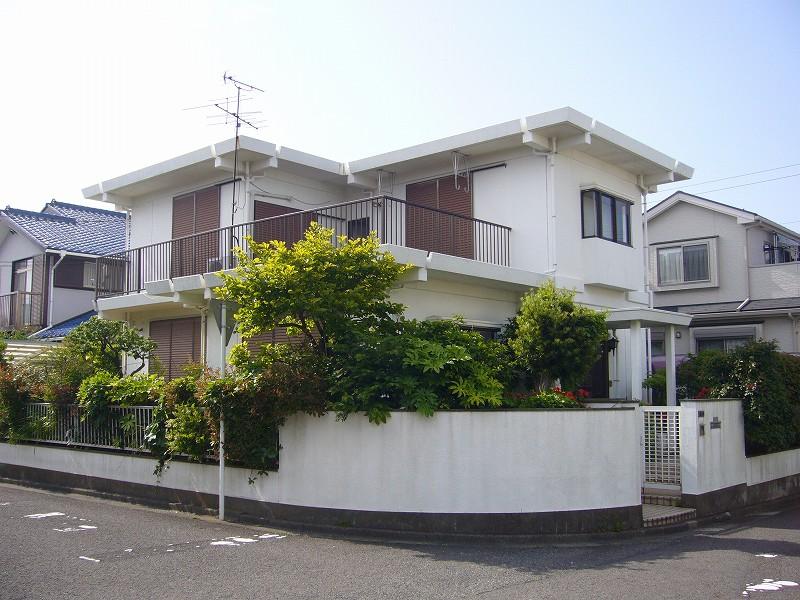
[79, 525, 97, 530]
[228, 537, 257, 543]
[25, 512, 65, 519]
[79, 556, 100, 563]
[744, 579, 798, 592]
[756, 553, 778, 558]
[210, 540, 239, 546]
[0, 502, 10, 506]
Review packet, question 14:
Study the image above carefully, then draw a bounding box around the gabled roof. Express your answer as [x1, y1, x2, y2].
[30, 310, 96, 340]
[647, 191, 800, 239]
[1, 200, 126, 256]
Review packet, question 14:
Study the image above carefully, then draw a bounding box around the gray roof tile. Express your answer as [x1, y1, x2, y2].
[3, 201, 125, 255]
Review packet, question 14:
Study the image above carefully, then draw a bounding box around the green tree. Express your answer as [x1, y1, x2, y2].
[216, 223, 409, 355]
[66, 317, 156, 375]
[510, 280, 607, 391]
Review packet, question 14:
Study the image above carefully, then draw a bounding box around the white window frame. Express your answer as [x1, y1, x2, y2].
[650, 237, 719, 291]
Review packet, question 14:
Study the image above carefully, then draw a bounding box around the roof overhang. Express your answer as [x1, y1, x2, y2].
[606, 307, 693, 328]
[347, 107, 693, 186]
[83, 107, 693, 203]
[83, 137, 345, 202]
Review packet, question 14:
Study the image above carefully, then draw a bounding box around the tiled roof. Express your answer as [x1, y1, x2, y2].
[30, 310, 96, 340]
[2, 200, 125, 256]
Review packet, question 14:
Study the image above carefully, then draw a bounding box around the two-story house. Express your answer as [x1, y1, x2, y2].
[0, 201, 126, 338]
[648, 191, 800, 372]
[83, 107, 693, 401]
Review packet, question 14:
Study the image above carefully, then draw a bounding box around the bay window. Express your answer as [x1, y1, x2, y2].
[581, 189, 631, 245]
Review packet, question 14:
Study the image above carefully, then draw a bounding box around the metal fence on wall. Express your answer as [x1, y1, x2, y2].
[25, 403, 154, 452]
[642, 406, 681, 487]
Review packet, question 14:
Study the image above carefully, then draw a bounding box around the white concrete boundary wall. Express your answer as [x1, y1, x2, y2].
[0, 410, 640, 514]
[747, 448, 800, 487]
[680, 400, 747, 496]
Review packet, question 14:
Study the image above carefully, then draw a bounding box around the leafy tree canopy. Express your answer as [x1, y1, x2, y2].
[216, 223, 410, 355]
[66, 317, 156, 375]
[510, 280, 607, 390]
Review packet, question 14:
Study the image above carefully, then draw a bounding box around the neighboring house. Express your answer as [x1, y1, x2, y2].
[648, 191, 800, 370]
[0, 201, 126, 338]
[82, 107, 693, 401]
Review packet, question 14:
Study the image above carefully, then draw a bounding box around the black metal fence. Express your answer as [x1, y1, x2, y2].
[96, 195, 511, 297]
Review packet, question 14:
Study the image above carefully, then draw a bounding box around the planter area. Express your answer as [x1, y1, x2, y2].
[0, 408, 642, 536]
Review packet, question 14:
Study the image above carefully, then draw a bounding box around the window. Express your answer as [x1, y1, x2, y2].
[54, 257, 96, 290]
[12, 258, 33, 292]
[656, 243, 709, 285]
[346, 217, 371, 239]
[650, 336, 665, 357]
[83, 261, 96, 288]
[696, 336, 752, 353]
[581, 189, 631, 245]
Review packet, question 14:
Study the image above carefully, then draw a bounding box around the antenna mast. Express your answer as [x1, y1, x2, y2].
[219, 72, 264, 226]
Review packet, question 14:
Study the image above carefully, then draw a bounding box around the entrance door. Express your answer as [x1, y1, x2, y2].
[583, 348, 610, 398]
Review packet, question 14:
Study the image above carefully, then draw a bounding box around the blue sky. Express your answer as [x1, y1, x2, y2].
[1, 0, 798, 228]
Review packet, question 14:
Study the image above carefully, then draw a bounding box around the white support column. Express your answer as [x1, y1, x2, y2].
[629, 320, 643, 403]
[665, 324, 677, 406]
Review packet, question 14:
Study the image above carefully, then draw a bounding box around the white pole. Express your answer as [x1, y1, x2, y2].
[665, 324, 677, 406]
[218, 300, 227, 521]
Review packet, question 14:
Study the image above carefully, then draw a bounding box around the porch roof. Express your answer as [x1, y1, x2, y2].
[606, 307, 693, 329]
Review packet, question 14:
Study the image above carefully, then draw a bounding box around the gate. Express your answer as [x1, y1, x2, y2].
[642, 407, 681, 487]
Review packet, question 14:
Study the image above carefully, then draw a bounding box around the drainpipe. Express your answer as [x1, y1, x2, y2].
[534, 138, 557, 276]
[637, 178, 653, 385]
[546, 139, 557, 274]
[48, 251, 67, 327]
[790, 311, 799, 354]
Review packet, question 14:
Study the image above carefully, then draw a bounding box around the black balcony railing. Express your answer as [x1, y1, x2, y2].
[96, 195, 511, 298]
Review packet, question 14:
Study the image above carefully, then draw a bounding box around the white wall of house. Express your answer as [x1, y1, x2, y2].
[557, 149, 644, 295]
[50, 287, 94, 325]
[390, 278, 521, 324]
[0, 409, 641, 514]
[0, 233, 43, 295]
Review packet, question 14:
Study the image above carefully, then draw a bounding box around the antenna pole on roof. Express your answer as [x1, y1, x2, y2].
[218, 72, 264, 227]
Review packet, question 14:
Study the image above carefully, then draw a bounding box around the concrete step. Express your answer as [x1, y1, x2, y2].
[643, 503, 696, 528]
[642, 494, 682, 507]
[3, 340, 57, 362]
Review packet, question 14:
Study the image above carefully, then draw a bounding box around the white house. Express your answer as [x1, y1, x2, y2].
[648, 192, 800, 367]
[0, 201, 126, 338]
[83, 107, 693, 401]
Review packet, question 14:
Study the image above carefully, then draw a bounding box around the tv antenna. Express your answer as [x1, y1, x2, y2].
[219, 73, 265, 225]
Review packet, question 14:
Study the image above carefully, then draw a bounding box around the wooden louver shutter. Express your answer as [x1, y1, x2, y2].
[149, 317, 201, 380]
[253, 201, 311, 246]
[405, 176, 473, 259]
[171, 187, 220, 277]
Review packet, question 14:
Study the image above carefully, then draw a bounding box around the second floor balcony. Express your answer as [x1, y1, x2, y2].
[96, 195, 512, 298]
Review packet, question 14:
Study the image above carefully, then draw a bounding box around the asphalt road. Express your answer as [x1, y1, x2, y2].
[1, 482, 799, 600]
